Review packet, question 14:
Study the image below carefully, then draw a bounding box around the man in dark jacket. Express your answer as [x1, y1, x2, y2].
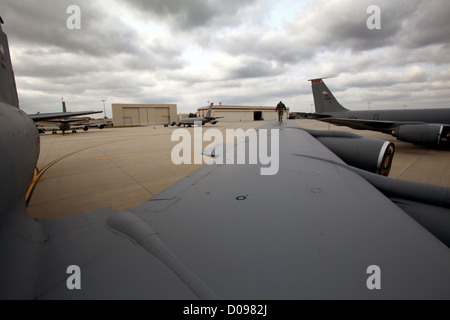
[275, 101, 287, 122]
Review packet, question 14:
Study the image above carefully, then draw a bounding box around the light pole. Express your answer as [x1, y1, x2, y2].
[101, 99, 107, 119]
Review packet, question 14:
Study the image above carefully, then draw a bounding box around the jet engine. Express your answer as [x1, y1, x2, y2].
[98, 124, 105, 129]
[169, 122, 176, 126]
[211, 120, 218, 125]
[305, 130, 395, 176]
[393, 124, 450, 145]
[83, 125, 89, 131]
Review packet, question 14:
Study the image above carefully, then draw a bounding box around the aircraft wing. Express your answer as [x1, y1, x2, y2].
[28, 110, 102, 122]
[3, 120, 450, 300]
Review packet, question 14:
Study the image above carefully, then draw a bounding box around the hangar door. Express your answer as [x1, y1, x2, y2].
[123, 108, 139, 126]
[154, 107, 170, 124]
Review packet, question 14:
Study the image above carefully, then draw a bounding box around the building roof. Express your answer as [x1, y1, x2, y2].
[197, 105, 288, 111]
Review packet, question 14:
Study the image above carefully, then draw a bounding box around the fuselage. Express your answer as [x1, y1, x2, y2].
[181, 117, 210, 125]
[0, 102, 40, 212]
[323, 108, 450, 124]
[58, 122, 72, 131]
[177, 117, 219, 126]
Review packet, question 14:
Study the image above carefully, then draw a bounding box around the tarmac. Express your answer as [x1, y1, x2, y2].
[27, 120, 450, 219]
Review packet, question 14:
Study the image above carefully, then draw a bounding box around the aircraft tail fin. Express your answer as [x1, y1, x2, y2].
[0, 19, 20, 108]
[205, 102, 214, 118]
[62, 99, 67, 112]
[309, 78, 348, 113]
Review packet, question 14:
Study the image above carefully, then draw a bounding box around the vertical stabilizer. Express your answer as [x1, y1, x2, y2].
[205, 102, 213, 118]
[309, 78, 348, 113]
[62, 98, 67, 112]
[0, 19, 19, 108]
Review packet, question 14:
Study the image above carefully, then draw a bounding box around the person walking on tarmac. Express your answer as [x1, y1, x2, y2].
[276, 101, 287, 122]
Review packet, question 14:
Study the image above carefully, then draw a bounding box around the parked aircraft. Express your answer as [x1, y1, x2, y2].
[30, 99, 103, 134]
[170, 102, 223, 127]
[1, 19, 449, 300]
[304, 78, 450, 146]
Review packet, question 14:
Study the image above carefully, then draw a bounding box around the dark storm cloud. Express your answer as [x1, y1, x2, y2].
[294, 0, 419, 52]
[227, 59, 288, 79]
[215, 0, 449, 68]
[1, 1, 143, 56]
[398, 0, 450, 49]
[0, 0, 188, 63]
[118, 0, 257, 31]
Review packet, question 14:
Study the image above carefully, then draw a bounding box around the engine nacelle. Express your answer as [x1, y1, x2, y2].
[306, 130, 395, 176]
[83, 125, 89, 131]
[211, 120, 218, 125]
[176, 122, 182, 127]
[393, 124, 450, 145]
[169, 122, 176, 126]
[98, 124, 105, 129]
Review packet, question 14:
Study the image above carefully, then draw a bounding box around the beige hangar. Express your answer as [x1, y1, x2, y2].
[197, 105, 289, 122]
[112, 103, 178, 126]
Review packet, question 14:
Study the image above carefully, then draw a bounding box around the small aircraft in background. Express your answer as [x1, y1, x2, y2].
[29, 99, 104, 134]
[303, 78, 450, 146]
[170, 102, 223, 127]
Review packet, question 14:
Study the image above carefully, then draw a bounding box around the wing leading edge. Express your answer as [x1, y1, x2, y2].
[29, 111, 102, 122]
[2, 120, 450, 299]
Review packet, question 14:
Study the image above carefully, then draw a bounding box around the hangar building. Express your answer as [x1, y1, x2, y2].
[197, 105, 289, 122]
[112, 104, 178, 126]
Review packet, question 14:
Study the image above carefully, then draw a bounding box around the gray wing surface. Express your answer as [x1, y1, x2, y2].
[4, 120, 450, 299]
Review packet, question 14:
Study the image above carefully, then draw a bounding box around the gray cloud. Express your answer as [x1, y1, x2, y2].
[1, 1, 140, 56]
[118, 0, 258, 31]
[226, 59, 288, 79]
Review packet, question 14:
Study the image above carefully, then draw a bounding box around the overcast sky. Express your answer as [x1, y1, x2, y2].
[1, 0, 449, 116]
